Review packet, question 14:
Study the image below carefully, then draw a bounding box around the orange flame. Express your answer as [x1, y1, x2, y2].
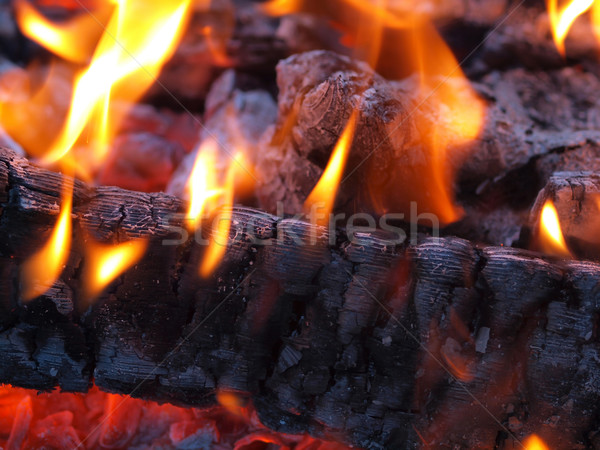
[199, 154, 243, 278]
[83, 239, 147, 300]
[216, 390, 247, 418]
[303, 112, 357, 225]
[21, 181, 73, 301]
[547, 0, 595, 55]
[524, 434, 550, 450]
[186, 139, 223, 230]
[14, 0, 111, 64]
[21, 0, 193, 173]
[539, 200, 571, 257]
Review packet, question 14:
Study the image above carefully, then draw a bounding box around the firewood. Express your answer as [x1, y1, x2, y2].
[0, 148, 598, 448]
[253, 50, 600, 227]
[529, 172, 600, 260]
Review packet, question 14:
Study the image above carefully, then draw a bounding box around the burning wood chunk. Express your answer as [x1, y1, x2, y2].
[0, 148, 599, 448]
[530, 172, 600, 259]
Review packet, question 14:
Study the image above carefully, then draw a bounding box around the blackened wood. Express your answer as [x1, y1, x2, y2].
[530, 172, 600, 259]
[0, 149, 599, 448]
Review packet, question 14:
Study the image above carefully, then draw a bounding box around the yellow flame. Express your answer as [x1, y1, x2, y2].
[547, 0, 595, 56]
[14, 0, 112, 64]
[21, 181, 73, 301]
[539, 200, 571, 257]
[186, 140, 223, 230]
[199, 154, 243, 278]
[38, 0, 192, 171]
[84, 239, 147, 300]
[303, 112, 357, 225]
[524, 434, 549, 450]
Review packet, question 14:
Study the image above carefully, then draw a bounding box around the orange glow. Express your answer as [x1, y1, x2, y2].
[20, 181, 73, 301]
[304, 112, 357, 225]
[199, 154, 243, 278]
[524, 434, 549, 450]
[83, 239, 147, 300]
[216, 390, 247, 418]
[547, 0, 595, 55]
[14, 0, 111, 64]
[186, 140, 223, 230]
[36, 0, 193, 171]
[539, 200, 571, 257]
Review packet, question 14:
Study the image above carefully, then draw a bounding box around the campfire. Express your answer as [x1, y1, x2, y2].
[1, 0, 600, 448]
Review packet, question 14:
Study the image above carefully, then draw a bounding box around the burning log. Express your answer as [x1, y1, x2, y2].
[1, 148, 599, 448]
[251, 50, 600, 227]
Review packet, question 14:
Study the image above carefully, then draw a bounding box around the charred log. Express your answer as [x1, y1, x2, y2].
[0, 149, 599, 448]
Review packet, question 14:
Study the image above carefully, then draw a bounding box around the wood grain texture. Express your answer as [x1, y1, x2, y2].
[0, 148, 599, 448]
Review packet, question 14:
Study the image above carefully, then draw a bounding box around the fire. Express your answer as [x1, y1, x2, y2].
[263, 0, 484, 226]
[83, 239, 148, 300]
[547, 0, 595, 55]
[20, 180, 73, 301]
[538, 200, 571, 257]
[524, 434, 550, 450]
[14, 0, 111, 64]
[13, 0, 193, 174]
[304, 112, 357, 225]
[199, 154, 242, 278]
[186, 139, 223, 230]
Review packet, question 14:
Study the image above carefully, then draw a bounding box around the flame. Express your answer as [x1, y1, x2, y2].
[547, 0, 595, 55]
[199, 154, 243, 278]
[14, 0, 111, 64]
[303, 112, 357, 225]
[19, 0, 193, 173]
[216, 390, 247, 418]
[524, 434, 549, 450]
[263, 0, 483, 226]
[83, 239, 147, 300]
[186, 140, 223, 230]
[539, 200, 571, 257]
[20, 181, 73, 301]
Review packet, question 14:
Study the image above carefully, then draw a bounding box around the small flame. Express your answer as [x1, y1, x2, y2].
[524, 434, 549, 450]
[32, 0, 192, 172]
[304, 112, 357, 225]
[216, 390, 246, 418]
[83, 239, 147, 300]
[186, 140, 222, 230]
[539, 200, 571, 257]
[21, 181, 73, 301]
[14, 0, 111, 64]
[199, 154, 243, 278]
[547, 0, 595, 55]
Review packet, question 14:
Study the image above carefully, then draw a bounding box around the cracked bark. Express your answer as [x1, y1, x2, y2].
[0, 148, 599, 448]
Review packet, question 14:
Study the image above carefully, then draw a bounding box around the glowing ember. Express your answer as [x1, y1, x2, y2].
[304, 112, 357, 225]
[83, 239, 148, 301]
[0, 385, 348, 448]
[524, 434, 549, 450]
[20, 180, 73, 301]
[539, 200, 571, 257]
[547, 0, 595, 55]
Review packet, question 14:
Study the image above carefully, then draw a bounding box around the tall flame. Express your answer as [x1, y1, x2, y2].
[30, 0, 192, 171]
[547, 0, 595, 55]
[83, 239, 148, 300]
[186, 139, 223, 230]
[524, 434, 550, 450]
[21, 180, 73, 301]
[199, 154, 243, 278]
[539, 200, 571, 257]
[304, 113, 357, 225]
